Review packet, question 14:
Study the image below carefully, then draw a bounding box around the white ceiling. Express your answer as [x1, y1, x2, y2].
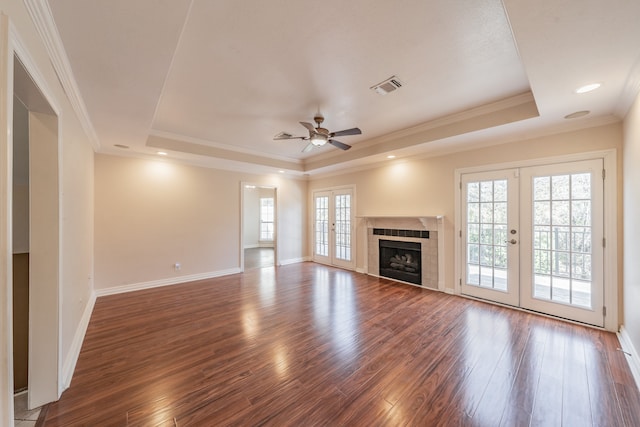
[47, 0, 640, 175]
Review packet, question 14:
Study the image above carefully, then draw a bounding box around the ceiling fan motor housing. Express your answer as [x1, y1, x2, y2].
[310, 128, 329, 146]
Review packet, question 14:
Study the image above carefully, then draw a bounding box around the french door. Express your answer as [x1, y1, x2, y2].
[461, 169, 520, 306]
[461, 159, 605, 327]
[313, 188, 355, 269]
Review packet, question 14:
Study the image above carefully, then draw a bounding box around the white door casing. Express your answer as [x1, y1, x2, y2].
[458, 155, 611, 329]
[312, 187, 355, 270]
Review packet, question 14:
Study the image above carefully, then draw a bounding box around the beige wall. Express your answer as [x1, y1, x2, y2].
[309, 122, 623, 314]
[59, 109, 95, 382]
[623, 92, 640, 353]
[243, 186, 260, 247]
[94, 154, 307, 290]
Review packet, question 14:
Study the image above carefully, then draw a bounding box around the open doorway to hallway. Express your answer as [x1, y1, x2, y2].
[242, 184, 276, 270]
[9, 53, 61, 418]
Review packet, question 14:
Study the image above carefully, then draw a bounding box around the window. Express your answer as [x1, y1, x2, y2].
[260, 197, 274, 241]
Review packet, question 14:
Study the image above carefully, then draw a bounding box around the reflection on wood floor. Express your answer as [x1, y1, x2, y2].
[42, 263, 640, 426]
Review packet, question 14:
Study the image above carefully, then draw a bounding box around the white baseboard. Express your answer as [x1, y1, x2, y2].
[618, 326, 640, 392]
[243, 244, 259, 249]
[278, 257, 310, 266]
[356, 267, 366, 274]
[61, 291, 96, 392]
[95, 268, 242, 297]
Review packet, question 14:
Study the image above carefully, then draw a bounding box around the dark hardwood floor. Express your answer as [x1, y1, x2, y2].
[42, 263, 640, 426]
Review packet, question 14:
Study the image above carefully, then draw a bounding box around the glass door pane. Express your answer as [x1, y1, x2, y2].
[466, 179, 508, 290]
[520, 159, 604, 326]
[314, 194, 329, 257]
[461, 170, 519, 306]
[334, 193, 351, 262]
[531, 173, 592, 307]
[312, 189, 355, 269]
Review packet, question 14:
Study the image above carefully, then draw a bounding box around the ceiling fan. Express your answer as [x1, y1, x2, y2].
[274, 113, 362, 152]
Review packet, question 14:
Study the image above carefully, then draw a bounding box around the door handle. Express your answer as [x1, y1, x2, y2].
[505, 239, 517, 245]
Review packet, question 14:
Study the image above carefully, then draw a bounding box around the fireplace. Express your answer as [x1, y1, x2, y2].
[379, 239, 422, 286]
[361, 216, 443, 290]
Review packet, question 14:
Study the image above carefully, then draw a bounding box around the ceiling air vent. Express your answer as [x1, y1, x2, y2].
[371, 76, 403, 95]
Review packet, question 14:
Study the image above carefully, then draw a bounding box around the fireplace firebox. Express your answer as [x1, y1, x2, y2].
[379, 239, 422, 286]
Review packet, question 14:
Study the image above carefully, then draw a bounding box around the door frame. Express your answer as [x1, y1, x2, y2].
[460, 168, 520, 307]
[240, 182, 277, 271]
[1, 17, 63, 422]
[310, 185, 356, 270]
[518, 159, 605, 326]
[454, 149, 618, 331]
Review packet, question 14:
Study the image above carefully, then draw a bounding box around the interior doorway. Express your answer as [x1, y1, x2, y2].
[12, 55, 61, 411]
[241, 184, 277, 270]
[12, 89, 30, 395]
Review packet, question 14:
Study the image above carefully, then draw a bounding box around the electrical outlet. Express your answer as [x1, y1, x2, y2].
[174, 263, 181, 271]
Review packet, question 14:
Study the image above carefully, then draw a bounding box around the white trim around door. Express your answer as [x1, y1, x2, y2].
[311, 185, 356, 270]
[454, 150, 618, 332]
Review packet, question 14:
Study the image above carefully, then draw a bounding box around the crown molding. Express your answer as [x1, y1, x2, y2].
[23, 0, 100, 150]
[148, 129, 303, 165]
[615, 54, 640, 119]
[304, 91, 539, 171]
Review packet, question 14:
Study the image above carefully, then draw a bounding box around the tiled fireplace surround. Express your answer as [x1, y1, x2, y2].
[361, 216, 445, 291]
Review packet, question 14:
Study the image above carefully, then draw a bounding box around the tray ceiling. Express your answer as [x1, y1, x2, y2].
[45, 0, 640, 175]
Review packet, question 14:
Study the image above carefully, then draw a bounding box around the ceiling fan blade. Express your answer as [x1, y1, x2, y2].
[329, 139, 351, 150]
[330, 127, 361, 137]
[273, 131, 305, 140]
[302, 142, 315, 153]
[300, 122, 316, 134]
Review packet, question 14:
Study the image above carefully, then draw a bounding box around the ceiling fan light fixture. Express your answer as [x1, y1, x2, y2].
[310, 134, 327, 146]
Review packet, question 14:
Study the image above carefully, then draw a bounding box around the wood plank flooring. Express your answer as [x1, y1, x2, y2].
[42, 263, 640, 426]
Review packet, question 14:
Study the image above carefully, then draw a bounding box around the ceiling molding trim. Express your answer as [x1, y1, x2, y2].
[23, 0, 100, 150]
[10, 21, 60, 115]
[405, 114, 622, 162]
[615, 54, 640, 118]
[369, 91, 537, 147]
[306, 115, 621, 180]
[99, 149, 308, 180]
[146, 134, 304, 172]
[304, 92, 539, 171]
[148, 130, 304, 165]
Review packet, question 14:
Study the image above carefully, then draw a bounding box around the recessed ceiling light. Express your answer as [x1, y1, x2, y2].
[157, 151, 168, 156]
[575, 83, 601, 94]
[564, 110, 590, 119]
[279, 170, 285, 174]
[387, 155, 396, 159]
